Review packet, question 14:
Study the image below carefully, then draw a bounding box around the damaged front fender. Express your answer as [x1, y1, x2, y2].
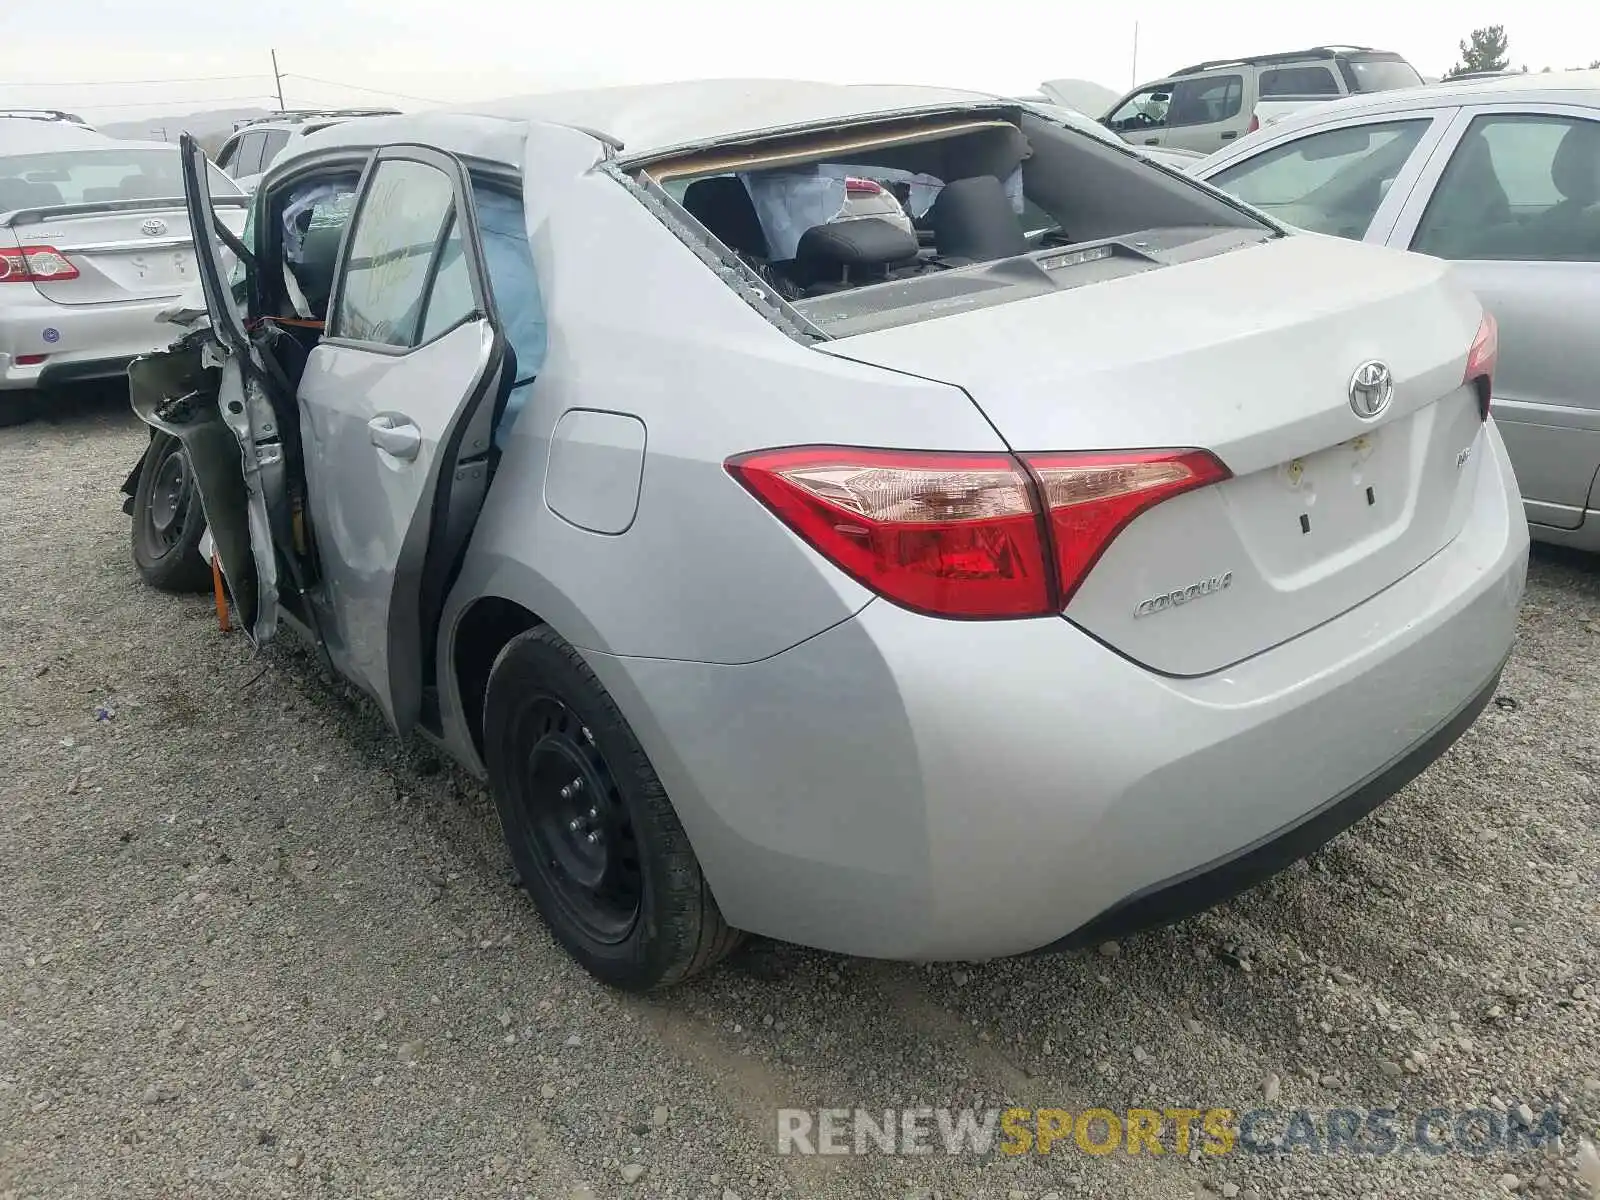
[127, 335, 278, 645]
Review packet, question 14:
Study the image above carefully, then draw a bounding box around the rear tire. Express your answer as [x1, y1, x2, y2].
[0, 390, 38, 429]
[483, 626, 742, 990]
[131, 432, 212, 593]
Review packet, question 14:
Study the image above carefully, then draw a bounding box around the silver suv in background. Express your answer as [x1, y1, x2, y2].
[1103, 46, 1424, 153]
[214, 109, 400, 193]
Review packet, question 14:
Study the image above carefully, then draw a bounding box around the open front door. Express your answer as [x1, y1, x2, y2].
[128, 136, 286, 644]
[297, 145, 508, 734]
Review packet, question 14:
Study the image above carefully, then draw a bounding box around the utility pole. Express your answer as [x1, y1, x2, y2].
[271, 49, 286, 111]
[1131, 21, 1140, 86]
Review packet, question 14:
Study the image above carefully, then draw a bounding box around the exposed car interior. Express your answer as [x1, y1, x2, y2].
[643, 108, 1273, 332]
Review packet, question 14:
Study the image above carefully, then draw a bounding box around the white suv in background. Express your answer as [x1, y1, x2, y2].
[1102, 46, 1424, 153]
[214, 109, 399, 193]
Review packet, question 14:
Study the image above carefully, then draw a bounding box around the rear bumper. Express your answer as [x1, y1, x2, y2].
[580, 424, 1529, 960]
[0, 294, 176, 390]
[1035, 658, 1504, 952]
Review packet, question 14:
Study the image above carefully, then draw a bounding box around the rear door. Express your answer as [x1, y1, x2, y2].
[1393, 104, 1600, 529]
[298, 145, 507, 733]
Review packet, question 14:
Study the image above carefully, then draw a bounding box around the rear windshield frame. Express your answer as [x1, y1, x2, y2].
[626, 104, 1280, 341]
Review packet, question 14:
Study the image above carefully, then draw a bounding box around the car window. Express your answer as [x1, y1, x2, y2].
[416, 217, 474, 343]
[216, 138, 240, 172]
[334, 158, 461, 347]
[277, 176, 361, 318]
[259, 130, 290, 172]
[1339, 55, 1425, 93]
[0, 147, 238, 206]
[1207, 118, 1430, 237]
[1107, 85, 1172, 132]
[230, 133, 266, 179]
[1412, 114, 1600, 262]
[1259, 66, 1341, 97]
[1167, 75, 1243, 128]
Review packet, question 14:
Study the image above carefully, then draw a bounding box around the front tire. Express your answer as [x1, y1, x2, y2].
[131, 432, 212, 593]
[483, 626, 742, 990]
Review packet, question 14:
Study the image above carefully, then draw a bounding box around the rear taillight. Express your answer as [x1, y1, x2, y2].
[0, 245, 79, 284]
[1465, 311, 1498, 420]
[1246, 114, 1260, 134]
[1027, 450, 1232, 602]
[726, 445, 1230, 619]
[844, 176, 885, 197]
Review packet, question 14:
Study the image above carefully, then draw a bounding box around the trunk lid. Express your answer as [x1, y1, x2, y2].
[6, 203, 247, 305]
[818, 234, 1488, 675]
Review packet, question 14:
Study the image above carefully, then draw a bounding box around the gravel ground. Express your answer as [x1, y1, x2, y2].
[2, 394, 1598, 1200]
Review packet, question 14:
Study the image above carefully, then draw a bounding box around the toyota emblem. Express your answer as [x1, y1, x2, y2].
[140, 218, 168, 236]
[1348, 360, 1393, 420]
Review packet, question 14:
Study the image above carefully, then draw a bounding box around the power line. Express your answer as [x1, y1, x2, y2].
[282, 72, 444, 105]
[0, 74, 270, 89]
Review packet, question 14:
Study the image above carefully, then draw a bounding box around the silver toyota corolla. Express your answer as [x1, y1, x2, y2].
[120, 80, 1527, 990]
[1, 119, 246, 425]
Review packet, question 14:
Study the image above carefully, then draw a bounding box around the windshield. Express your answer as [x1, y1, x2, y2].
[1341, 56, 1425, 93]
[0, 147, 241, 209]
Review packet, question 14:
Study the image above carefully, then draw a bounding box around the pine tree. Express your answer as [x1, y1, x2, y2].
[1445, 26, 1511, 77]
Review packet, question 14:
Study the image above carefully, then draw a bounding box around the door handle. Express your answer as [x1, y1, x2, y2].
[1221, 131, 1238, 140]
[1143, 138, 1159, 144]
[368, 414, 421, 461]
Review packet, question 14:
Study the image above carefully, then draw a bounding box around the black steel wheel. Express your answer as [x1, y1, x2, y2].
[483, 626, 742, 990]
[131, 432, 212, 593]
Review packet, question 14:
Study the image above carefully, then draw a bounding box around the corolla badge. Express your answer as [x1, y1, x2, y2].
[140, 218, 168, 236]
[1134, 571, 1234, 618]
[1348, 360, 1394, 419]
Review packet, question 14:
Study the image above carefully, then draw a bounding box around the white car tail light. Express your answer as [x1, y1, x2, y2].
[727, 445, 1230, 618]
[0, 245, 80, 283]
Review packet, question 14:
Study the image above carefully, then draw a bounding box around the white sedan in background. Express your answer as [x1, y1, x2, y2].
[1, 121, 246, 425]
[1190, 70, 1600, 550]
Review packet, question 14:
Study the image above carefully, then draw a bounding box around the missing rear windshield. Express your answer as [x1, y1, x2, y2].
[636, 108, 1274, 337]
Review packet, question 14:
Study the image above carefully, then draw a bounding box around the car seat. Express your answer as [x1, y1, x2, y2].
[1414, 131, 1512, 258]
[929, 175, 1028, 264]
[1511, 121, 1600, 259]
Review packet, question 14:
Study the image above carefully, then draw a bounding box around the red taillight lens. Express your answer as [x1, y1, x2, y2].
[1247, 114, 1260, 134]
[844, 176, 885, 197]
[1024, 450, 1231, 604]
[726, 445, 1230, 618]
[726, 447, 1051, 617]
[0, 245, 79, 283]
[1465, 311, 1498, 420]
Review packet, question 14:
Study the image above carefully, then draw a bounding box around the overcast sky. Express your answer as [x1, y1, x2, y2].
[3, 0, 1599, 120]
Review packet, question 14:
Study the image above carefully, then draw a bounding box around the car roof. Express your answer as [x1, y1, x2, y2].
[292, 78, 1058, 168]
[0, 122, 126, 155]
[1243, 68, 1600, 139]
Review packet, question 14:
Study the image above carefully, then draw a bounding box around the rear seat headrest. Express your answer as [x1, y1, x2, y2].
[930, 175, 1028, 264]
[682, 176, 770, 259]
[794, 216, 918, 273]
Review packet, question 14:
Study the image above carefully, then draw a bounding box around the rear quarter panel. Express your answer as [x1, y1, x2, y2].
[438, 136, 1005, 716]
